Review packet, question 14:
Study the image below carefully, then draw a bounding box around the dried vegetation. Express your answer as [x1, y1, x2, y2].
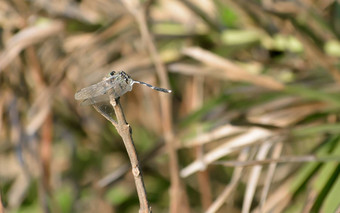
[1, 0, 340, 212]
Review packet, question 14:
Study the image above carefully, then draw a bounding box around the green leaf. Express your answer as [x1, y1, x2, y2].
[310, 137, 340, 211]
[321, 169, 340, 212]
[221, 29, 261, 45]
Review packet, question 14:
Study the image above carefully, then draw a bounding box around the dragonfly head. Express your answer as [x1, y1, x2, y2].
[120, 71, 131, 84]
[109, 71, 116, 76]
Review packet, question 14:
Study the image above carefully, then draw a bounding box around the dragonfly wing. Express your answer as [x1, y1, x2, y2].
[75, 80, 113, 100]
[80, 95, 110, 106]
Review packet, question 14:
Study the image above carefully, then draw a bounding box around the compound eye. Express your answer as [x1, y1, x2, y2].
[110, 71, 116, 76]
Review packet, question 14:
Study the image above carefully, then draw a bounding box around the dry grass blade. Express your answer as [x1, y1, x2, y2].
[0, 21, 64, 71]
[247, 102, 327, 127]
[182, 47, 285, 90]
[26, 91, 52, 136]
[214, 155, 340, 167]
[206, 148, 250, 213]
[181, 127, 273, 177]
[252, 177, 294, 213]
[179, 124, 246, 148]
[2, 0, 340, 212]
[8, 173, 29, 208]
[0, 153, 33, 208]
[97, 142, 164, 189]
[189, 75, 213, 210]
[97, 163, 130, 188]
[168, 63, 220, 78]
[242, 141, 272, 213]
[247, 96, 300, 115]
[7, 98, 37, 208]
[260, 142, 283, 211]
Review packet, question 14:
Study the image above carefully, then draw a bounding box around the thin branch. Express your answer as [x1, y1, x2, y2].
[120, 1, 189, 212]
[93, 96, 151, 213]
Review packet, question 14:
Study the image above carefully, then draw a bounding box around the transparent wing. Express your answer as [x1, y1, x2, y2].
[80, 95, 110, 106]
[81, 96, 114, 118]
[75, 79, 114, 100]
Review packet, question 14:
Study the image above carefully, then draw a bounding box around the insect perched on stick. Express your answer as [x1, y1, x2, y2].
[75, 71, 172, 105]
[75, 71, 162, 212]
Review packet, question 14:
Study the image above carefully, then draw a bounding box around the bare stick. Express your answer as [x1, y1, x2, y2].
[93, 96, 151, 213]
[120, 1, 190, 212]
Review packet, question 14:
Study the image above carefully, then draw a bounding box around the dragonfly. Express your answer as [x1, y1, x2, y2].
[75, 71, 172, 105]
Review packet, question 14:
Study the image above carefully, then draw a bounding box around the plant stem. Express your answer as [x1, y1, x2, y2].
[93, 96, 151, 213]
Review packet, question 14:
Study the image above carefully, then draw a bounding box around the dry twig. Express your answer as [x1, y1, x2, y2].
[93, 95, 151, 213]
[120, 1, 190, 212]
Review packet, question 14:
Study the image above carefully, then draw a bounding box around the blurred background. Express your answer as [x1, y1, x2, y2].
[1, 0, 340, 212]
